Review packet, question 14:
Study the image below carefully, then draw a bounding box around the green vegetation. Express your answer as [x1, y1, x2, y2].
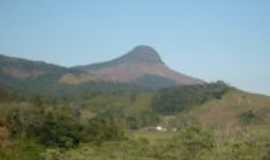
[152, 81, 228, 115]
[133, 74, 177, 90]
[239, 110, 258, 124]
[4, 105, 125, 149]
[1, 81, 270, 160]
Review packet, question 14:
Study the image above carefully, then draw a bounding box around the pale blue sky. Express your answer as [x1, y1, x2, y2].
[0, 0, 269, 95]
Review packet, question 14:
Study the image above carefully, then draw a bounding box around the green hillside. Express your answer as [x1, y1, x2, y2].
[1, 81, 270, 160]
[0, 53, 269, 160]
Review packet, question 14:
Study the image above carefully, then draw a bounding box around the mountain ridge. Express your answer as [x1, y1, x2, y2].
[0, 45, 205, 94]
[73, 45, 164, 71]
[73, 45, 204, 86]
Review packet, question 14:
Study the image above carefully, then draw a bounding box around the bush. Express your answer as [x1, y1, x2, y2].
[173, 126, 215, 159]
[239, 110, 257, 125]
[6, 106, 81, 148]
[150, 125, 215, 160]
[80, 118, 125, 144]
[0, 138, 44, 160]
[38, 112, 81, 148]
[6, 107, 45, 137]
[40, 148, 63, 160]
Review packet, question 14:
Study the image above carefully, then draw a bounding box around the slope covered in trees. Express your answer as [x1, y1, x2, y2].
[0, 82, 270, 160]
[152, 81, 228, 115]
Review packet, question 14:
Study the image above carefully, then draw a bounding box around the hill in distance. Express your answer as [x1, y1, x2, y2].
[0, 54, 68, 79]
[72, 45, 204, 88]
[0, 45, 204, 95]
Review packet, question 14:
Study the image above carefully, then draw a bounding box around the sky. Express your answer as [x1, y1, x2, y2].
[0, 0, 269, 95]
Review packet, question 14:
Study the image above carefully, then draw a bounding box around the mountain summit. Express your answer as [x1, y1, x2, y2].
[73, 45, 204, 88]
[120, 45, 164, 64]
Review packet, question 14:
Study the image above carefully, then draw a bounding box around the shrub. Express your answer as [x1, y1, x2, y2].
[239, 110, 257, 125]
[80, 118, 125, 144]
[38, 112, 81, 148]
[6, 106, 81, 148]
[150, 126, 215, 160]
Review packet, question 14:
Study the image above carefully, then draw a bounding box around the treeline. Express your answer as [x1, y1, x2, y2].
[1, 74, 148, 99]
[152, 81, 229, 115]
[1, 105, 125, 149]
[96, 108, 160, 130]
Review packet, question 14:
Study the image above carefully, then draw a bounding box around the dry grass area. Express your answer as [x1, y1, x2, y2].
[190, 89, 270, 133]
[59, 73, 98, 85]
[0, 119, 9, 148]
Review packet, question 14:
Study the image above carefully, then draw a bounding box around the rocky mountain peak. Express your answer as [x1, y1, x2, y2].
[121, 45, 164, 64]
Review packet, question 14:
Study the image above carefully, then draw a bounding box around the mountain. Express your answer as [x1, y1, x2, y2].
[0, 45, 204, 95]
[0, 54, 70, 95]
[0, 55, 142, 97]
[72, 45, 204, 88]
[0, 54, 68, 79]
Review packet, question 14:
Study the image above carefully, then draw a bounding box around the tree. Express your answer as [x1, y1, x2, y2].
[38, 110, 81, 148]
[80, 118, 125, 145]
